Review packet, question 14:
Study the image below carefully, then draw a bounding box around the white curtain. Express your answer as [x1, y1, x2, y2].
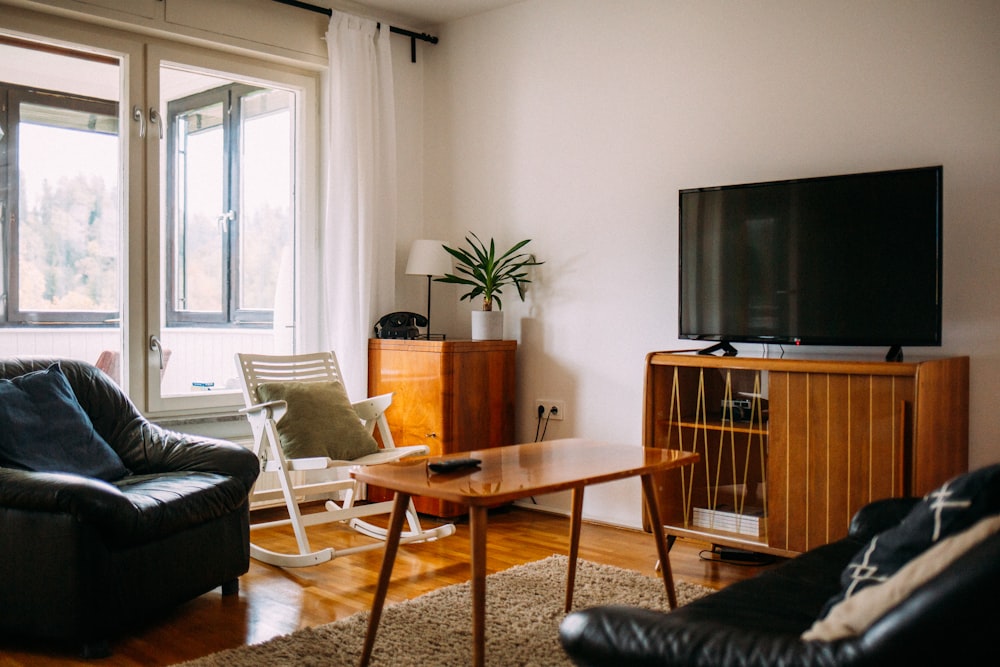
[320, 12, 397, 399]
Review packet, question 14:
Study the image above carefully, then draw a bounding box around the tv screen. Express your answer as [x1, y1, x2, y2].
[678, 166, 942, 358]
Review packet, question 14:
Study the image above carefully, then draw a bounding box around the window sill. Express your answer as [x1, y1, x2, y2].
[153, 412, 251, 441]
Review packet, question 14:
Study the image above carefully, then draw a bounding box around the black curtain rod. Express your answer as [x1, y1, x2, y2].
[272, 0, 438, 62]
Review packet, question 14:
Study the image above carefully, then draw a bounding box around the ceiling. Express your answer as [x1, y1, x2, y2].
[328, 0, 524, 27]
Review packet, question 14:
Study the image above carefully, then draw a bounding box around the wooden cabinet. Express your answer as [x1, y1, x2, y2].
[367, 339, 516, 517]
[643, 351, 969, 557]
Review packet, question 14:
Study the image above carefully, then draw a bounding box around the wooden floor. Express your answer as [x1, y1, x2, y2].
[0, 505, 782, 666]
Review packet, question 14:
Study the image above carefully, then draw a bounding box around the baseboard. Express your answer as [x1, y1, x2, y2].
[512, 500, 647, 533]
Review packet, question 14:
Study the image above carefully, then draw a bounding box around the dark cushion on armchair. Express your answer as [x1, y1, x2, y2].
[560, 494, 1000, 667]
[0, 357, 260, 656]
[0, 362, 129, 481]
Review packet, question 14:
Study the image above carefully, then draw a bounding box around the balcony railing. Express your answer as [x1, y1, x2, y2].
[0, 327, 276, 396]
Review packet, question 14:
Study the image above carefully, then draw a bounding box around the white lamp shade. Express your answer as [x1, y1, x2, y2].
[405, 239, 451, 277]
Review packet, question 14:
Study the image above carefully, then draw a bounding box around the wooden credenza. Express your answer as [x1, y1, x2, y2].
[367, 338, 516, 517]
[642, 351, 969, 557]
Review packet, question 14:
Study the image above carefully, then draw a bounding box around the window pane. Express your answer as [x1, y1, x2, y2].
[18, 104, 119, 312]
[173, 102, 225, 313]
[239, 89, 292, 311]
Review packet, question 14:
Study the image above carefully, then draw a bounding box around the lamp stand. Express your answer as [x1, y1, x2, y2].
[418, 275, 446, 340]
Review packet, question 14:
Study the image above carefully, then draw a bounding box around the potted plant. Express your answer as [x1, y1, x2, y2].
[436, 233, 542, 340]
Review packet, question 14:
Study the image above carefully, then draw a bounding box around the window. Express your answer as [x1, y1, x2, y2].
[0, 15, 317, 426]
[0, 36, 125, 385]
[151, 59, 301, 403]
[1, 84, 120, 326]
[165, 82, 293, 328]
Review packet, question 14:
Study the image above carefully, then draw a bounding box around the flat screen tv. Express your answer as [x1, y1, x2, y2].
[678, 166, 942, 361]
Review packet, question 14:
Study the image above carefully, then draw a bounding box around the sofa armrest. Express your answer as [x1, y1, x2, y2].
[561, 605, 847, 667]
[0, 467, 130, 519]
[120, 424, 260, 493]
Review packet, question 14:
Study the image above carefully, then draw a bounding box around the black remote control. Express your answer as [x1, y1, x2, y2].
[428, 457, 481, 474]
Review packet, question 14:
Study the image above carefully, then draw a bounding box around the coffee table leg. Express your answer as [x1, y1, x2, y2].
[641, 474, 677, 609]
[469, 504, 488, 667]
[564, 486, 584, 612]
[359, 492, 411, 666]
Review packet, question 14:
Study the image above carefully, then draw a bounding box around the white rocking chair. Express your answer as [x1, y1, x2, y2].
[235, 351, 455, 567]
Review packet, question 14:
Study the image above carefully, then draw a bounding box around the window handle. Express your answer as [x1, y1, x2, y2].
[150, 335, 166, 371]
[217, 210, 235, 233]
[133, 105, 146, 139]
[149, 108, 164, 140]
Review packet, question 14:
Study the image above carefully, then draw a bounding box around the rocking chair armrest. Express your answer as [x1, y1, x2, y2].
[260, 456, 332, 473]
[352, 392, 393, 421]
[284, 456, 334, 471]
[239, 399, 288, 422]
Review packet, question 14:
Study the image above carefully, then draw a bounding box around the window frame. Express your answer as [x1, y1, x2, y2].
[144, 45, 316, 417]
[164, 82, 289, 329]
[165, 84, 232, 327]
[1, 84, 120, 327]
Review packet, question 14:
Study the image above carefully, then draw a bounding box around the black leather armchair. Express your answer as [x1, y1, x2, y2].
[0, 357, 260, 657]
[560, 497, 1000, 666]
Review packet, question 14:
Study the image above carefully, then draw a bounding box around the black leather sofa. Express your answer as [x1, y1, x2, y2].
[560, 496, 1000, 666]
[0, 357, 260, 657]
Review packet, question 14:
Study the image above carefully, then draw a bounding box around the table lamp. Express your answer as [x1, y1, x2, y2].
[405, 239, 451, 339]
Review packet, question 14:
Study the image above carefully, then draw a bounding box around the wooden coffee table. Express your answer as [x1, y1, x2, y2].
[353, 437, 699, 667]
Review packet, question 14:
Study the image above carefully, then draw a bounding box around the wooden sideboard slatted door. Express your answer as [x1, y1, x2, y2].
[642, 351, 969, 558]
[367, 339, 516, 517]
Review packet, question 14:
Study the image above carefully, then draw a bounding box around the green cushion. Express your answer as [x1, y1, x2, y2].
[256, 381, 379, 461]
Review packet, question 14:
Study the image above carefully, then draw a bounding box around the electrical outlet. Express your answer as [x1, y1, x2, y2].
[534, 399, 565, 421]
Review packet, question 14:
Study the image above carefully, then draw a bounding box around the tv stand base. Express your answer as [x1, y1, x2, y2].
[698, 341, 738, 356]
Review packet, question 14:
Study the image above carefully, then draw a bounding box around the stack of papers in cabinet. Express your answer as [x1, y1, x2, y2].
[692, 504, 764, 536]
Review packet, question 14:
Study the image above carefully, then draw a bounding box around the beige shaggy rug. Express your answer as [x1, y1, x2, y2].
[176, 555, 715, 667]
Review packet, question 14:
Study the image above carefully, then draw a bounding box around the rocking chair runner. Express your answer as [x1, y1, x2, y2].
[235, 351, 455, 568]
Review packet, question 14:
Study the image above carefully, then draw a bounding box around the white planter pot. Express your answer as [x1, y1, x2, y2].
[471, 310, 503, 340]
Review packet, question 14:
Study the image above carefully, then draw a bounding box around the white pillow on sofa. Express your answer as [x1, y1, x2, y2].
[802, 512, 1000, 641]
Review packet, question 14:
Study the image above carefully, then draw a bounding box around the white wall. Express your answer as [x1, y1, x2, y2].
[414, 0, 1000, 528]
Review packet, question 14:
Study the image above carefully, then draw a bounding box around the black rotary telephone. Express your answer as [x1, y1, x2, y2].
[374, 311, 428, 339]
